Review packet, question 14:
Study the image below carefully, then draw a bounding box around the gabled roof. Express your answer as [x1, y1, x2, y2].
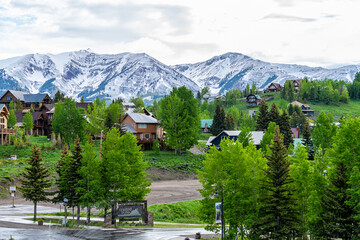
[47, 107, 55, 114]
[201, 119, 213, 128]
[0, 104, 9, 117]
[122, 102, 136, 107]
[24, 94, 48, 103]
[32, 111, 43, 120]
[8, 90, 29, 101]
[124, 123, 137, 133]
[125, 113, 158, 124]
[41, 103, 55, 111]
[207, 130, 264, 146]
[268, 82, 282, 88]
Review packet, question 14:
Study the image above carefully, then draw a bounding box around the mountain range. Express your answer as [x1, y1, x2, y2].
[0, 49, 359, 101]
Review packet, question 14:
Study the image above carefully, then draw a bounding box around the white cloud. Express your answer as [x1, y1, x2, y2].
[0, 0, 359, 67]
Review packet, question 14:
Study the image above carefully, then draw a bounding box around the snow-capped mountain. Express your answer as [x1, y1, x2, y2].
[0, 49, 199, 100]
[173, 52, 360, 94]
[0, 50, 360, 100]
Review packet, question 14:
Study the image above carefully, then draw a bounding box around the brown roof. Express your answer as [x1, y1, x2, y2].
[41, 103, 55, 111]
[76, 102, 92, 111]
[268, 83, 282, 88]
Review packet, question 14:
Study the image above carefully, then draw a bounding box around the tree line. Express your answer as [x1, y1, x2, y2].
[198, 109, 360, 239]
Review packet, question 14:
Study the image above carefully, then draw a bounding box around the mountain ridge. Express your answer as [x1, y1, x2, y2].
[0, 50, 359, 100]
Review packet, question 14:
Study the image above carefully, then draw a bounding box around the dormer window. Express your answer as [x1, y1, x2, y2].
[6, 96, 12, 101]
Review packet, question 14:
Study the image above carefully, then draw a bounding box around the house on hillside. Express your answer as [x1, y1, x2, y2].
[265, 83, 282, 93]
[246, 94, 262, 107]
[201, 119, 213, 133]
[15, 111, 47, 136]
[122, 112, 163, 150]
[0, 104, 16, 145]
[291, 80, 301, 92]
[0, 90, 53, 111]
[206, 130, 264, 149]
[291, 101, 315, 116]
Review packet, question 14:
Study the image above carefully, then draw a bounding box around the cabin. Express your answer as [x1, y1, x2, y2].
[246, 94, 262, 107]
[0, 90, 53, 111]
[122, 112, 163, 150]
[291, 80, 301, 92]
[266, 83, 282, 93]
[201, 119, 213, 133]
[0, 104, 16, 145]
[206, 130, 264, 149]
[15, 111, 47, 136]
[291, 101, 315, 116]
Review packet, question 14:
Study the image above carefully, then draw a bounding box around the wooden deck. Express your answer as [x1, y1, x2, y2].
[0, 128, 16, 145]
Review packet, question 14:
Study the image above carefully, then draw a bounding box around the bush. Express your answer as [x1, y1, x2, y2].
[14, 138, 24, 149]
[10, 135, 16, 145]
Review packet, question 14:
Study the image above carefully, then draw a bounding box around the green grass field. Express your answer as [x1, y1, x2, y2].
[148, 200, 203, 224]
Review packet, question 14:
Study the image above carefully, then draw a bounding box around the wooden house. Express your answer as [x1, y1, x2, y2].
[291, 101, 315, 116]
[265, 83, 282, 93]
[246, 94, 262, 107]
[15, 111, 47, 136]
[0, 90, 53, 111]
[122, 112, 163, 150]
[206, 130, 264, 149]
[291, 80, 301, 92]
[0, 104, 16, 145]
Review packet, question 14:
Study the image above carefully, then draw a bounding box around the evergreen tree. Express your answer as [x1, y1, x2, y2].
[288, 103, 294, 116]
[255, 100, 269, 131]
[54, 90, 65, 103]
[210, 104, 225, 135]
[279, 110, 293, 148]
[54, 145, 70, 203]
[302, 120, 314, 159]
[225, 112, 235, 130]
[7, 109, 17, 128]
[20, 145, 51, 221]
[80, 96, 85, 103]
[23, 111, 33, 134]
[317, 163, 358, 239]
[252, 127, 299, 239]
[268, 103, 280, 124]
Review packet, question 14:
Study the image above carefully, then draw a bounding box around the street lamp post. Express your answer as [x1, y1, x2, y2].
[214, 191, 224, 240]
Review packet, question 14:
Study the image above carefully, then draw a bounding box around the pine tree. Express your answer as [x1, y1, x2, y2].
[268, 103, 280, 124]
[316, 163, 358, 239]
[252, 126, 299, 238]
[302, 120, 314, 159]
[225, 112, 235, 130]
[20, 145, 51, 221]
[211, 104, 225, 135]
[54, 90, 64, 103]
[279, 110, 293, 148]
[54, 145, 70, 203]
[255, 100, 269, 131]
[288, 103, 294, 116]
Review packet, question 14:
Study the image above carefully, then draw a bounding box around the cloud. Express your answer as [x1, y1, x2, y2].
[262, 13, 316, 22]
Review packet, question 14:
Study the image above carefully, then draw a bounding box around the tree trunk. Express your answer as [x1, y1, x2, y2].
[104, 207, 107, 224]
[87, 207, 91, 224]
[112, 203, 116, 226]
[65, 205, 67, 224]
[77, 206, 80, 225]
[33, 201, 37, 221]
[72, 207, 74, 222]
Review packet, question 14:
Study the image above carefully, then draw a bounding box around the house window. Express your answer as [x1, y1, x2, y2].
[145, 134, 150, 139]
[6, 96, 12, 101]
[138, 124, 147, 128]
[140, 134, 143, 140]
[152, 133, 156, 139]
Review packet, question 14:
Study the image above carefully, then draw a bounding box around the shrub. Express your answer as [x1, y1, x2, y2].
[14, 138, 24, 149]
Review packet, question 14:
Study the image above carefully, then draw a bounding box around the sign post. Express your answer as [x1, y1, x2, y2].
[63, 198, 68, 225]
[9, 186, 16, 208]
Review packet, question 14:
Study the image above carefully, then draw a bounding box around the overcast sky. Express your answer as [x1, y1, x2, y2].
[1, 0, 360, 67]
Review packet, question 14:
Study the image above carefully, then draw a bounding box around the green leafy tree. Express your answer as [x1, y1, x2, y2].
[7, 109, 17, 128]
[198, 138, 266, 239]
[340, 87, 350, 103]
[255, 100, 269, 131]
[100, 129, 151, 222]
[9, 101, 14, 110]
[20, 145, 51, 221]
[152, 138, 160, 154]
[23, 111, 33, 134]
[312, 112, 337, 152]
[77, 142, 102, 223]
[52, 98, 87, 144]
[289, 144, 312, 239]
[15, 99, 23, 113]
[104, 102, 124, 131]
[252, 126, 299, 239]
[259, 121, 277, 152]
[158, 87, 200, 155]
[86, 97, 106, 136]
[237, 127, 252, 147]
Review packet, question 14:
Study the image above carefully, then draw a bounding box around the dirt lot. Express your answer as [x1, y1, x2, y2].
[0, 179, 203, 208]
